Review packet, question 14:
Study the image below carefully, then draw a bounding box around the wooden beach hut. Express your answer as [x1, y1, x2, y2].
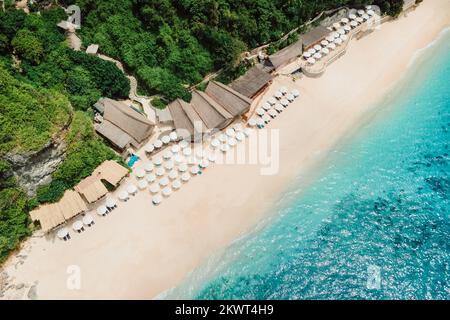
[267, 39, 304, 71]
[75, 175, 108, 204]
[205, 81, 252, 117]
[230, 66, 273, 99]
[302, 26, 330, 51]
[190, 90, 233, 130]
[93, 160, 129, 187]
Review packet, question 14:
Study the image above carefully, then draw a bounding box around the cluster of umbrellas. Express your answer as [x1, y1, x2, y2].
[209, 123, 251, 153]
[56, 212, 96, 241]
[249, 87, 300, 128]
[144, 131, 178, 155]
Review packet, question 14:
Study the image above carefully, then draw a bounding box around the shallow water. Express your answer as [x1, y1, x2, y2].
[168, 29, 450, 300]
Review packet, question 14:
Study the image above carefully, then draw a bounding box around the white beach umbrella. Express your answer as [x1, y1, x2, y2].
[168, 169, 178, 180]
[256, 118, 265, 128]
[307, 48, 316, 55]
[155, 167, 165, 176]
[340, 34, 348, 41]
[286, 93, 295, 102]
[356, 17, 364, 23]
[72, 221, 83, 232]
[106, 198, 117, 208]
[327, 42, 336, 50]
[334, 38, 343, 45]
[362, 14, 369, 21]
[262, 102, 271, 111]
[146, 173, 156, 183]
[154, 139, 163, 149]
[307, 57, 316, 65]
[333, 22, 341, 30]
[313, 52, 322, 60]
[126, 184, 137, 195]
[321, 40, 329, 46]
[367, 9, 375, 16]
[236, 132, 245, 141]
[337, 28, 345, 35]
[135, 168, 145, 179]
[144, 162, 154, 172]
[332, 31, 340, 39]
[145, 144, 155, 153]
[344, 25, 351, 32]
[341, 17, 349, 24]
[226, 128, 236, 137]
[350, 20, 358, 28]
[161, 135, 170, 144]
[248, 118, 257, 127]
[57, 227, 69, 239]
[138, 180, 148, 190]
[233, 123, 243, 132]
[172, 180, 182, 190]
[190, 166, 199, 175]
[181, 172, 190, 182]
[280, 99, 289, 107]
[200, 159, 210, 169]
[366, 5, 372, 10]
[178, 163, 188, 172]
[268, 97, 277, 105]
[173, 154, 184, 164]
[275, 104, 284, 113]
[163, 150, 172, 160]
[313, 44, 322, 52]
[279, 87, 288, 94]
[326, 35, 335, 42]
[274, 91, 283, 99]
[179, 140, 189, 149]
[195, 148, 205, 159]
[291, 89, 300, 98]
[159, 177, 170, 187]
[357, 9, 365, 16]
[211, 138, 221, 148]
[302, 51, 311, 59]
[349, 13, 357, 20]
[169, 131, 178, 141]
[82, 214, 94, 226]
[118, 190, 129, 201]
[149, 183, 160, 194]
[244, 128, 252, 137]
[164, 160, 174, 170]
[219, 133, 228, 143]
[182, 147, 192, 156]
[228, 137, 237, 147]
[171, 144, 180, 154]
[152, 194, 162, 205]
[97, 205, 107, 216]
[321, 47, 330, 55]
[207, 153, 217, 162]
[220, 144, 230, 153]
[256, 108, 265, 116]
[162, 187, 172, 197]
[153, 157, 163, 166]
[268, 109, 278, 118]
[262, 114, 271, 123]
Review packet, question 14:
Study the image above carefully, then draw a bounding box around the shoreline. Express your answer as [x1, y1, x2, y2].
[1, 0, 450, 300]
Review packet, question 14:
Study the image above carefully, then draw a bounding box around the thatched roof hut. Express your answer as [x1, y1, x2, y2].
[191, 90, 233, 130]
[302, 26, 330, 50]
[268, 39, 303, 71]
[95, 98, 154, 150]
[75, 175, 108, 204]
[205, 81, 252, 116]
[93, 160, 129, 187]
[230, 66, 273, 98]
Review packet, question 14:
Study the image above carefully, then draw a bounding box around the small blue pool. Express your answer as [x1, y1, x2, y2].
[127, 154, 139, 167]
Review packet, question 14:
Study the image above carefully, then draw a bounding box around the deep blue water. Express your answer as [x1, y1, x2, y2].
[168, 29, 450, 300]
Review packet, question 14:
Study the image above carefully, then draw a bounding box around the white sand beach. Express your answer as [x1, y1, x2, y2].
[1, 0, 450, 300]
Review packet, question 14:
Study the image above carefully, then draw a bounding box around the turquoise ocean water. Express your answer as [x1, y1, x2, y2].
[166, 29, 450, 300]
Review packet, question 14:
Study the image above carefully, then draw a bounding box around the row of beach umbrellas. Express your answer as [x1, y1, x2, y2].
[144, 131, 178, 154]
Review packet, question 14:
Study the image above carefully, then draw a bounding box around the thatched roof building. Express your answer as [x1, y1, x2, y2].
[230, 66, 273, 98]
[75, 175, 108, 204]
[93, 160, 129, 187]
[95, 98, 154, 151]
[156, 107, 173, 125]
[30, 190, 87, 233]
[191, 90, 233, 130]
[302, 25, 330, 50]
[205, 81, 252, 116]
[268, 39, 303, 71]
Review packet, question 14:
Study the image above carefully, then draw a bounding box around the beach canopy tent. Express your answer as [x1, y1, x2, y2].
[92, 160, 128, 187]
[30, 189, 88, 233]
[205, 81, 252, 118]
[267, 38, 304, 71]
[301, 25, 330, 50]
[75, 175, 108, 204]
[230, 65, 273, 99]
[94, 98, 154, 151]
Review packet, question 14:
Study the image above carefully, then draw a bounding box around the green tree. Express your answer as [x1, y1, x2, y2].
[11, 29, 43, 64]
